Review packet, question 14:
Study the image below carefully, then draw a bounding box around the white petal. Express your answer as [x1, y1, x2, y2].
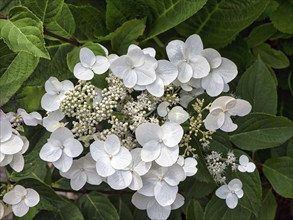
[45, 77, 62, 94]
[51, 127, 74, 143]
[136, 66, 156, 86]
[204, 111, 225, 131]
[166, 40, 185, 64]
[235, 189, 244, 198]
[0, 201, 4, 218]
[85, 169, 102, 185]
[9, 153, 24, 172]
[138, 179, 156, 196]
[24, 188, 40, 207]
[228, 99, 252, 116]
[73, 63, 94, 80]
[95, 155, 115, 177]
[41, 93, 60, 112]
[201, 72, 224, 97]
[143, 47, 156, 57]
[183, 157, 198, 176]
[156, 60, 178, 85]
[90, 140, 106, 161]
[42, 110, 65, 132]
[0, 117, 12, 142]
[1, 135, 23, 155]
[123, 70, 138, 88]
[161, 122, 183, 147]
[237, 165, 247, 173]
[0, 154, 13, 166]
[239, 155, 249, 165]
[135, 123, 161, 146]
[228, 179, 242, 191]
[226, 193, 238, 209]
[223, 83, 230, 92]
[131, 192, 152, 209]
[201, 48, 222, 69]
[110, 56, 131, 78]
[215, 185, 230, 199]
[12, 201, 29, 217]
[157, 101, 170, 117]
[164, 164, 185, 186]
[128, 48, 145, 67]
[104, 134, 121, 156]
[107, 170, 132, 190]
[129, 172, 143, 190]
[131, 149, 152, 176]
[147, 199, 171, 220]
[71, 172, 87, 190]
[3, 185, 25, 205]
[92, 56, 110, 74]
[98, 43, 109, 56]
[80, 48, 96, 68]
[61, 80, 74, 92]
[177, 62, 193, 83]
[210, 96, 235, 110]
[246, 162, 256, 173]
[155, 145, 179, 167]
[167, 106, 189, 124]
[220, 114, 238, 132]
[154, 181, 178, 206]
[111, 147, 132, 169]
[53, 153, 73, 172]
[185, 34, 203, 57]
[190, 55, 210, 78]
[171, 194, 185, 210]
[215, 58, 238, 83]
[63, 138, 83, 158]
[146, 77, 164, 97]
[18, 109, 37, 126]
[141, 140, 161, 162]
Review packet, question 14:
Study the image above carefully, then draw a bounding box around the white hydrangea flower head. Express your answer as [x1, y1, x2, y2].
[238, 155, 256, 173]
[135, 122, 183, 167]
[3, 185, 40, 217]
[138, 164, 185, 206]
[177, 156, 198, 177]
[107, 148, 151, 190]
[166, 34, 210, 83]
[198, 48, 238, 96]
[204, 96, 252, 132]
[157, 101, 170, 117]
[42, 109, 65, 132]
[74, 47, 110, 80]
[7, 108, 42, 126]
[41, 77, 74, 112]
[215, 178, 244, 209]
[132, 192, 184, 220]
[39, 127, 83, 172]
[90, 134, 132, 177]
[60, 153, 102, 191]
[168, 106, 189, 124]
[110, 44, 158, 88]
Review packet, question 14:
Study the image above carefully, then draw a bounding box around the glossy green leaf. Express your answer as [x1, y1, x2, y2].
[270, 1, 293, 34]
[236, 57, 277, 115]
[0, 6, 49, 59]
[246, 23, 277, 48]
[263, 156, 293, 198]
[176, 0, 269, 48]
[0, 0, 20, 15]
[186, 200, 204, 220]
[230, 113, 293, 150]
[0, 51, 39, 106]
[77, 192, 119, 220]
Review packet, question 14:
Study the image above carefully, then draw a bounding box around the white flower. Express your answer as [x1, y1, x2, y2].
[39, 127, 83, 172]
[107, 148, 151, 190]
[215, 178, 244, 209]
[7, 108, 42, 126]
[177, 156, 198, 177]
[41, 77, 74, 112]
[60, 154, 102, 191]
[135, 122, 183, 167]
[138, 164, 185, 206]
[3, 185, 40, 217]
[179, 88, 204, 108]
[132, 192, 184, 220]
[166, 34, 210, 83]
[204, 96, 252, 132]
[157, 101, 170, 117]
[238, 155, 256, 173]
[42, 109, 65, 132]
[198, 48, 238, 96]
[90, 134, 132, 177]
[74, 47, 110, 80]
[168, 106, 189, 124]
[110, 45, 157, 88]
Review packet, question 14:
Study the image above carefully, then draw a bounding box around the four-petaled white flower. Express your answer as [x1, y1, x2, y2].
[90, 134, 132, 177]
[41, 77, 74, 112]
[177, 156, 198, 178]
[3, 185, 40, 217]
[135, 122, 183, 167]
[60, 153, 102, 191]
[132, 192, 184, 220]
[42, 109, 65, 132]
[157, 101, 170, 117]
[74, 47, 110, 80]
[7, 108, 42, 126]
[39, 127, 83, 172]
[110, 45, 157, 88]
[166, 34, 210, 83]
[215, 178, 244, 209]
[138, 164, 185, 206]
[168, 106, 189, 124]
[197, 48, 238, 96]
[204, 96, 252, 132]
[238, 155, 256, 173]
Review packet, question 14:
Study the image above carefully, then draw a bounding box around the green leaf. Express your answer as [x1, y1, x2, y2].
[246, 23, 277, 48]
[21, 0, 63, 24]
[145, 0, 207, 39]
[181, 177, 216, 199]
[230, 113, 293, 151]
[111, 197, 134, 220]
[0, 0, 20, 15]
[203, 196, 252, 220]
[176, 0, 269, 48]
[0, 51, 39, 106]
[270, 1, 293, 34]
[77, 192, 119, 220]
[263, 156, 293, 198]
[186, 200, 204, 220]
[236, 57, 277, 115]
[0, 40, 16, 76]
[252, 43, 289, 69]
[0, 6, 50, 59]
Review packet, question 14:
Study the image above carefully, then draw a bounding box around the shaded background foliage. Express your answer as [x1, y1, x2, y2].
[0, 0, 293, 219]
